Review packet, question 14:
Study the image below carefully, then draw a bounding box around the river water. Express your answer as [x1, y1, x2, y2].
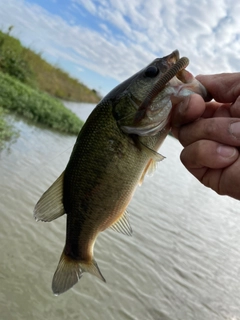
[1, 102, 240, 320]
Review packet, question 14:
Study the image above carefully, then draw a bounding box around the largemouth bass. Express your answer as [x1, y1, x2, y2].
[34, 50, 208, 295]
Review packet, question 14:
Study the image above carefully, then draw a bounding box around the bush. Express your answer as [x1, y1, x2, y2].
[0, 72, 83, 135]
[0, 30, 33, 85]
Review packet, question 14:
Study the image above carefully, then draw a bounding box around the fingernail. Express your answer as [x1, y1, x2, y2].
[178, 96, 190, 115]
[217, 145, 236, 158]
[230, 122, 240, 139]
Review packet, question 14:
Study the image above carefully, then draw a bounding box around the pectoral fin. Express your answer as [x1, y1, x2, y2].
[110, 210, 132, 236]
[34, 172, 65, 222]
[139, 141, 165, 162]
[138, 142, 165, 185]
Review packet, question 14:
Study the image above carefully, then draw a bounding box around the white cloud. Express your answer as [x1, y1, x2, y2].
[0, 0, 239, 95]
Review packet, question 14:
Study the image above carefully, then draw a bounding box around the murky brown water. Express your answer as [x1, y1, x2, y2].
[1, 102, 240, 320]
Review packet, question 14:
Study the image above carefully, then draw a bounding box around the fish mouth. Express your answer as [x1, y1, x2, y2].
[121, 50, 209, 136]
[131, 50, 189, 124]
[166, 50, 180, 66]
[120, 50, 191, 135]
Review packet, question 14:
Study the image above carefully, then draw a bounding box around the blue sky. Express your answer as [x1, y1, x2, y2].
[0, 0, 239, 96]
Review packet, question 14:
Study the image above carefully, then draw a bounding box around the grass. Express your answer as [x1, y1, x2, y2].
[0, 106, 18, 150]
[0, 27, 101, 147]
[22, 49, 100, 102]
[0, 28, 101, 102]
[0, 72, 84, 135]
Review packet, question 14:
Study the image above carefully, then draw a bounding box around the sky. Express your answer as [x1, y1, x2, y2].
[0, 0, 239, 96]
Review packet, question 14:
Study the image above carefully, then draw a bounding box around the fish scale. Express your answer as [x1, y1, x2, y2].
[34, 50, 208, 295]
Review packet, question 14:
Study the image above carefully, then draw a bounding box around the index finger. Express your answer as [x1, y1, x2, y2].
[197, 73, 240, 103]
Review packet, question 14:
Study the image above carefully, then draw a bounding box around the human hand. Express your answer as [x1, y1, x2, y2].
[171, 73, 240, 200]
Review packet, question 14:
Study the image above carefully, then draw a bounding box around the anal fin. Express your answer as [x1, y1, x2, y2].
[110, 211, 132, 236]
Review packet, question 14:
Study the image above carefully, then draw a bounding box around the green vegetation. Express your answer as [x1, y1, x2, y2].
[22, 51, 100, 102]
[0, 28, 101, 102]
[0, 107, 18, 150]
[0, 72, 83, 135]
[0, 27, 101, 147]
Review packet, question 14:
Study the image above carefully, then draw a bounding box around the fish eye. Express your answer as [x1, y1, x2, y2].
[145, 66, 159, 77]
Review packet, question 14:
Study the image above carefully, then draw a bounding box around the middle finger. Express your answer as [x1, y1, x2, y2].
[178, 117, 240, 147]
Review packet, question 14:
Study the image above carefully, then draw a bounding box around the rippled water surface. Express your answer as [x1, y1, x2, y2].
[1, 102, 240, 320]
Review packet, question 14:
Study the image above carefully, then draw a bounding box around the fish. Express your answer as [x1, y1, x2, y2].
[34, 50, 208, 295]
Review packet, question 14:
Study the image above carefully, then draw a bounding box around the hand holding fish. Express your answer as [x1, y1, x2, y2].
[171, 73, 240, 200]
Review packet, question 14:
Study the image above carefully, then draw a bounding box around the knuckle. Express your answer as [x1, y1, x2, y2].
[230, 96, 240, 117]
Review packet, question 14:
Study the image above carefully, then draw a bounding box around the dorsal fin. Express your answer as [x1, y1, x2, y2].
[110, 211, 132, 236]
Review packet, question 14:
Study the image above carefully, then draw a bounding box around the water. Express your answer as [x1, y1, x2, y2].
[1, 102, 240, 320]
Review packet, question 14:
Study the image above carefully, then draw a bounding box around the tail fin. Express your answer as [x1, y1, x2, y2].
[52, 251, 106, 295]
